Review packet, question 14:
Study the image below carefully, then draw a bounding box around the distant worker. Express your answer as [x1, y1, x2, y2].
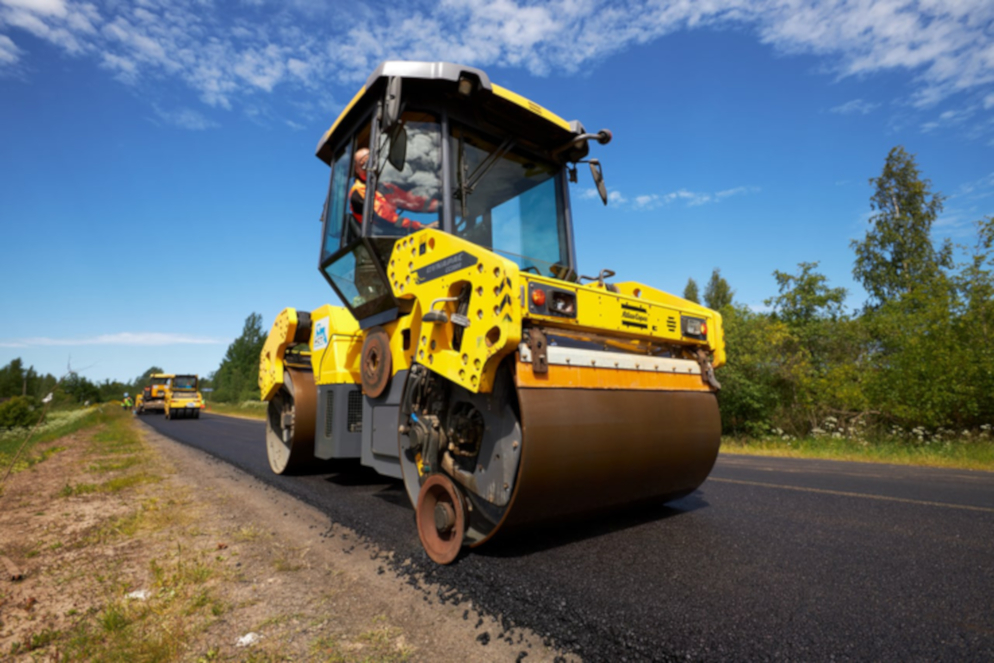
[349, 147, 439, 234]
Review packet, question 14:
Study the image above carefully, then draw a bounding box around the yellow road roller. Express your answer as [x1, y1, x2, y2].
[259, 61, 725, 563]
[164, 374, 205, 420]
[136, 373, 174, 415]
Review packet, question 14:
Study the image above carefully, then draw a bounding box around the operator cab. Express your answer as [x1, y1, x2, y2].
[317, 61, 608, 328]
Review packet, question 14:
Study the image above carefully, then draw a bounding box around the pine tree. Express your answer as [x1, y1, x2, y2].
[683, 278, 700, 304]
[704, 269, 734, 310]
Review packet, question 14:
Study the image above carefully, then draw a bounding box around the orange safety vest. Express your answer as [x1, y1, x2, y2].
[350, 180, 420, 230]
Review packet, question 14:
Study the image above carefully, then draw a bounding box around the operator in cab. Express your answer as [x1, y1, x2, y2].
[349, 147, 439, 234]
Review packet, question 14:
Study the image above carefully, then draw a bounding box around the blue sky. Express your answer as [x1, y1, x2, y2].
[1, 0, 992, 384]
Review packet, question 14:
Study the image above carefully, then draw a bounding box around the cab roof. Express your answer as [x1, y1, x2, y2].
[316, 61, 586, 165]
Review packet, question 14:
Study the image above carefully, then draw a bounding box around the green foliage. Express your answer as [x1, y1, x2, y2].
[766, 262, 846, 326]
[0, 358, 56, 400]
[719, 149, 994, 438]
[682, 278, 700, 304]
[135, 365, 165, 385]
[716, 305, 785, 436]
[851, 146, 952, 307]
[211, 313, 266, 403]
[61, 372, 101, 404]
[0, 395, 39, 430]
[704, 268, 734, 310]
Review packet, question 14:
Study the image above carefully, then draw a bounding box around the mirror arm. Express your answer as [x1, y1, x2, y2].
[552, 129, 613, 160]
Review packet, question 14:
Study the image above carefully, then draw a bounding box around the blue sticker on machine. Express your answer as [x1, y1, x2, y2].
[415, 251, 478, 283]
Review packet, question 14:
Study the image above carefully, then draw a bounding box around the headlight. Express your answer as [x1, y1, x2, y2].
[681, 316, 707, 340]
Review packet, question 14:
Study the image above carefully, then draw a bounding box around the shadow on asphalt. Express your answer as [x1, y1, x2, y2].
[314, 461, 412, 508]
[475, 492, 710, 558]
[369, 484, 411, 508]
[288, 455, 711, 558]
[314, 459, 386, 484]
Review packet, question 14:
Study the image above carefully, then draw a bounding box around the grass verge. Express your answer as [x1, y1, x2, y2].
[202, 400, 266, 421]
[0, 405, 107, 484]
[2, 403, 563, 662]
[722, 434, 994, 471]
[2, 405, 232, 661]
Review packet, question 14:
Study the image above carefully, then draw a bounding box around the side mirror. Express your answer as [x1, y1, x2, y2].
[382, 76, 402, 131]
[387, 123, 407, 173]
[589, 159, 608, 205]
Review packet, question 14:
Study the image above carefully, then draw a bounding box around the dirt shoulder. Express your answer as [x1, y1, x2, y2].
[0, 409, 565, 661]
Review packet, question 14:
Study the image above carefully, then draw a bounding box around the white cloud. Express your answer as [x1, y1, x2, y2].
[715, 186, 759, 200]
[920, 106, 976, 132]
[585, 185, 758, 210]
[0, 32, 19, 64]
[954, 172, 994, 199]
[1, 1, 992, 116]
[830, 99, 881, 115]
[633, 194, 660, 210]
[664, 189, 713, 206]
[934, 210, 971, 230]
[0, 332, 226, 348]
[1, 0, 68, 18]
[153, 105, 218, 130]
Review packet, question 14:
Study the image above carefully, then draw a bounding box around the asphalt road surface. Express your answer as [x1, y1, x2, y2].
[141, 412, 994, 662]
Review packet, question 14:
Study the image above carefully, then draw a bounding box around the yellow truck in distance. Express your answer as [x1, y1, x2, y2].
[135, 373, 174, 414]
[164, 374, 205, 420]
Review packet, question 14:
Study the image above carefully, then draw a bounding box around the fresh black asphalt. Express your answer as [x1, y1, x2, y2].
[141, 412, 994, 661]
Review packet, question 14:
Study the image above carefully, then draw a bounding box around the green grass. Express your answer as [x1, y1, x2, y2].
[202, 400, 267, 420]
[722, 432, 994, 471]
[9, 627, 62, 656]
[0, 406, 103, 479]
[57, 549, 228, 661]
[51, 408, 159, 499]
[60, 481, 98, 497]
[89, 456, 142, 473]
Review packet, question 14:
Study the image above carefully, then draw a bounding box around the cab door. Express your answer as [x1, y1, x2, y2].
[318, 108, 446, 328]
[318, 120, 400, 329]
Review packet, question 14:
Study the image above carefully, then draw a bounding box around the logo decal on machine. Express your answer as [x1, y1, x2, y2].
[415, 251, 478, 283]
[621, 303, 649, 329]
[313, 317, 330, 351]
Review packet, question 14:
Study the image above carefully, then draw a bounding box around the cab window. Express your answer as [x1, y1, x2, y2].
[173, 376, 197, 390]
[369, 111, 443, 237]
[450, 125, 569, 277]
[321, 123, 371, 262]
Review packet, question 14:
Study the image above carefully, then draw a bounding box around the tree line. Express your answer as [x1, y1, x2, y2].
[0, 361, 170, 428]
[0, 314, 268, 419]
[0, 361, 173, 406]
[683, 147, 994, 437]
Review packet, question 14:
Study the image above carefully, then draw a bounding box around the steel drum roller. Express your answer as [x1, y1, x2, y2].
[470, 386, 721, 544]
